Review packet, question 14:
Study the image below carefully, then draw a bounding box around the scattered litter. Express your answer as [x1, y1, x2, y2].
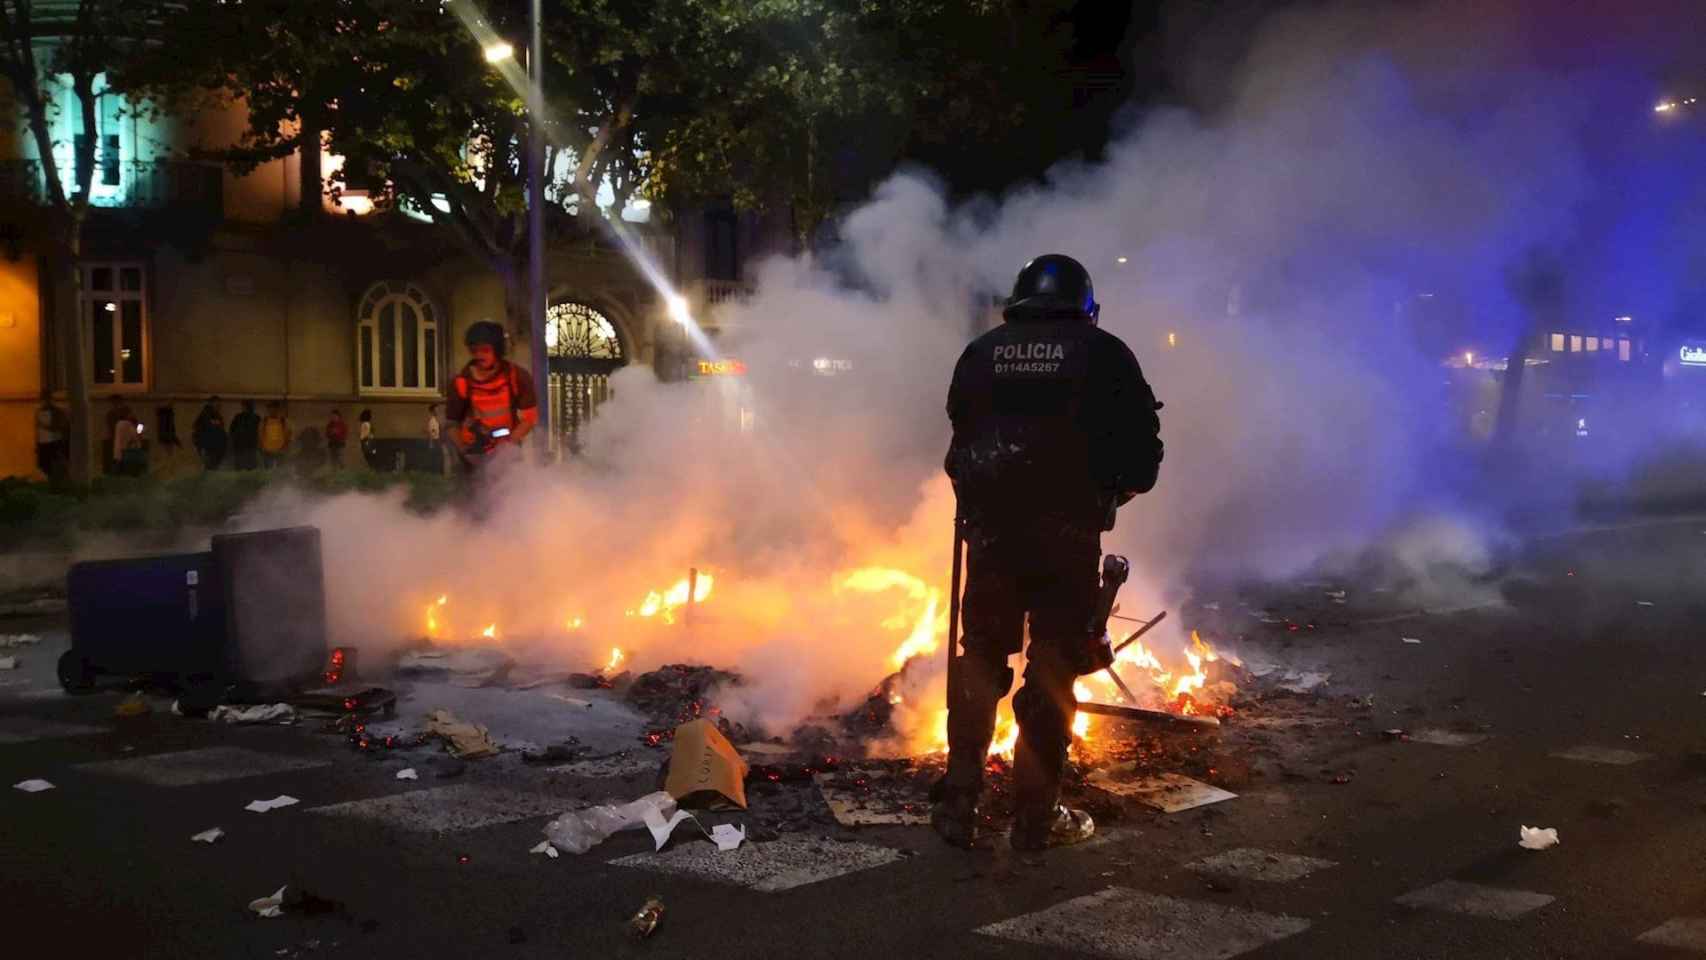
[209, 703, 297, 725]
[1636, 601, 1655, 607]
[423, 709, 499, 759]
[0, 634, 41, 648]
[530, 839, 560, 859]
[664, 719, 748, 808]
[542, 790, 677, 855]
[395, 768, 418, 781]
[1088, 768, 1237, 812]
[245, 795, 300, 813]
[13, 778, 54, 793]
[545, 693, 594, 709]
[1409, 729, 1489, 747]
[1325, 590, 1347, 601]
[628, 895, 665, 940]
[114, 693, 150, 718]
[1274, 671, 1331, 694]
[249, 886, 287, 919]
[1518, 825, 1559, 850]
[1202, 601, 1221, 612]
[1402, 637, 1423, 645]
[0, 656, 16, 670]
[1381, 728, 1408, 741]
[191, 827, 224, 844]
[643, 804, 703, 851]
[710, 823, 746, 852]
[814, 766, 930, 826]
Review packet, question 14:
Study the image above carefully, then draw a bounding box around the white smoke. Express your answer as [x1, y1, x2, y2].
[241, 0, 1702, 733]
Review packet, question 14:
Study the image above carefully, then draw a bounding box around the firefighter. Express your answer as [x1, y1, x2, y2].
[447, 321, 540, 468]
[934, 254, 1163, 851]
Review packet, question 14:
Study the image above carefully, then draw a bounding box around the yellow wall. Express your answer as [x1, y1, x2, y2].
[0, 256, 42, 479]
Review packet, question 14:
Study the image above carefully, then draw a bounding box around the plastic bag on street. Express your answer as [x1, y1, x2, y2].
[543, 791, 676, 855]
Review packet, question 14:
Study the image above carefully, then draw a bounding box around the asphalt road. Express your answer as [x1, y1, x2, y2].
[3, 516, 1705, 960]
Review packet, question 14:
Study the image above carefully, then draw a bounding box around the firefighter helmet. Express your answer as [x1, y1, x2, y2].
[464, 320, 508, 358]
[1004, 254, 1099, 323]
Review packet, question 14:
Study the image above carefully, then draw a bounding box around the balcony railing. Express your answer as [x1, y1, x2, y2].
[704, 278, 753, 307]
[0, 158, 222, 218]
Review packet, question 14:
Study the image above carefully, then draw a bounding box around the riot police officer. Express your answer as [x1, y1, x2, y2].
[935, 254, 1163, 850]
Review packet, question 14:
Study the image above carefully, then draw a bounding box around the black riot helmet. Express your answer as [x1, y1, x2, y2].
[1003, 254, 1099, 323]
[464, 320, 508, 358]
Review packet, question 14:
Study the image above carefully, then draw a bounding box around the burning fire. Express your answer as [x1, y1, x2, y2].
[837, 567, 944, 670]
[630, 573, 714, 623]
[603, 647, 626, 674]
[481, 624, 497, 639]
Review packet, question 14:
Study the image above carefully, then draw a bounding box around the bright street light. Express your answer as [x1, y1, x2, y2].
[483, 41, 515, 63]
[667, 293, 692, 326]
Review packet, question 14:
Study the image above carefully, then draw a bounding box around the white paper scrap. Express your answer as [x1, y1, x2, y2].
[248, 886, 287, 918]
[0, 656, 17, 670]
[643, 804, 700, 851]
[0, 634, 40, 647]
[245, 795, 299, 813]
[396, 768, 418, 780]
[1636, 601, 1655, 607]
[530, 839, 560, 859]
[1402, 637, 1423, 644]
[711, 823, 746, 852]
[13, 778, 54, 793]
[191, 827, 225, 844]
[1518, 825, 1559, 850]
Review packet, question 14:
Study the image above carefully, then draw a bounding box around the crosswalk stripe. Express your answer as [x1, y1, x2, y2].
[1549, 745, 1647, 765]
[75, 746, 331, 787]
[0, 719, 107, 744]
[1395, 880, 1554, 919]
[1186, 848, 1338, 883]
[611, 835, 904, 892]
[1637, 918, 1706, 952]
[977, 887, 1310, 960]
[306, 783, 564, 833]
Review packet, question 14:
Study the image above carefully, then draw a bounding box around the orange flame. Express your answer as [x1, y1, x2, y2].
[630, 573, 714, 624]
[481, 624, 497, 639]
[603, 647, 626, 674]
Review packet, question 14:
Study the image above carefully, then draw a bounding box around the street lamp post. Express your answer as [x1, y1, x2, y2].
[527, 0, 549, 457]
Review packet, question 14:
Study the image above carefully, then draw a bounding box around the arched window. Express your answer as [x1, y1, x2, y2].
[357, 282, 439, 395]
[545, 301, 625, 362]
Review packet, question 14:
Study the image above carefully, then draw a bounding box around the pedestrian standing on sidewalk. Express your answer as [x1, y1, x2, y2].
[193, 397, 227, 471]
[229, 400, 261, 471]
[326, 409, 349, 468]
[259, 402, 292, 469]
[35, 394, 67, 483]
[359, 409, 376, 469]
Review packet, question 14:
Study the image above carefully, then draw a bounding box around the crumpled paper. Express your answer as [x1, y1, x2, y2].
[530, 839, 560, 859]
[643, 805, 701, 851]
[13, 778, 54, 793]
[395, 768, 418, 780]
[424, 709, 499, 759]
[245, 795, 299, 813]
[0, 656, 17, 670]
[0, 634, 40, 648]
[209, 703, 297, 725]
[710, 823, 746, 851]
[1518, 825, 1559, 850]
[249, 886, 287, 918]
[191, 827, 224, 844]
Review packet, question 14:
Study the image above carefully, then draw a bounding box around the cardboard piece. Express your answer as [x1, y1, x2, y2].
[665, 719, 748, 809]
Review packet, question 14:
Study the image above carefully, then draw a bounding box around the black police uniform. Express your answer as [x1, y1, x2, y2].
[940, 258, 1162, 842]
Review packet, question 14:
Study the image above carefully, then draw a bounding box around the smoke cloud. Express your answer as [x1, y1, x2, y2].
[242, 0, 1706, 734]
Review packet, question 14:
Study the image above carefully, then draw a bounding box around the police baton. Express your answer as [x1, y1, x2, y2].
[946, 516, 965, 704]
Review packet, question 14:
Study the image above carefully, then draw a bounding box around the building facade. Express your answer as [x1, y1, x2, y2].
[0, 74, 782, 479]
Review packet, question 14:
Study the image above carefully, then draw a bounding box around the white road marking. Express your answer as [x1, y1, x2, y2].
[1395, 880, 1554, 919]
[307, 783, 564, 833]
[0, 719, 107, 744]
[1409, 729, 1490, 747]
[977, 887, 1310, 960]
[1186, 848, 1338, 883]
[1549, 745, 1647, 765]
[1637, 918, 1706, 952]
[76, 746, 330, 787]
[612, 835, 904, 892]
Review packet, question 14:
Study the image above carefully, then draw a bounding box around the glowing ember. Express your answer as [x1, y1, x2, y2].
[481, 624, 497, 639]
[566, 616, 584, 631]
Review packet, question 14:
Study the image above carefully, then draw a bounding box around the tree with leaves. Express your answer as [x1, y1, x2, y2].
[0, 0, 169, 486]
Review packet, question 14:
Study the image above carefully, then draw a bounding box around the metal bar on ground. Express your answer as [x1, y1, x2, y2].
[1076, 700, 1221, 729]
[1112, 610, 1168, 655]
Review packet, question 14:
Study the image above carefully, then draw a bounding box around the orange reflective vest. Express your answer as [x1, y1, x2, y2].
[455, 363, 521, 444]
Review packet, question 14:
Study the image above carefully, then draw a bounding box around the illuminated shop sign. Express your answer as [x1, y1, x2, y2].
[1680, 345, 1706, 368]
[811, 357, 853, 375]
[696, 359, 747, 376]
